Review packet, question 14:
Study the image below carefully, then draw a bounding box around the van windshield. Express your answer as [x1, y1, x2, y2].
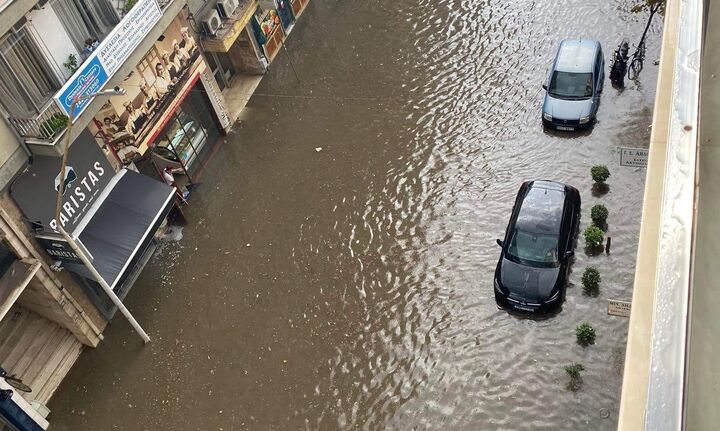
[548, 71, 593, 99]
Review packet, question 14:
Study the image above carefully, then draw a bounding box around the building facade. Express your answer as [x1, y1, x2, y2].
[0, 0, 310, 428]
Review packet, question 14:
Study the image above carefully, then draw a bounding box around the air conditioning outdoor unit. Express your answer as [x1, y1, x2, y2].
[201, 9, 222, 36]
[216, 0, 240, 18]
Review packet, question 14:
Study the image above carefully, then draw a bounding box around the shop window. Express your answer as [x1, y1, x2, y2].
[155, 107, 208, 169]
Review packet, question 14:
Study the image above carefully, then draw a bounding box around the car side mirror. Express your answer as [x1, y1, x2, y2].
[496, 239, 504, 247]
[542, 83, 548, 90]
[565, 250, 574, 258]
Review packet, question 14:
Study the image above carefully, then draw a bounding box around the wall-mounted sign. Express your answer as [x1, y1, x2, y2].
[608, 299, 632, 317]
[53, 0, 162, 118]
[620, 147, 649, 167]
[200, 68, 231, 131]
[35, 235, 84, 265]
[11, 129, 114, 233]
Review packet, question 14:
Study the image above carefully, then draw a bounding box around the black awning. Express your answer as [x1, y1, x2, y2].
[67, 169, 175, 289]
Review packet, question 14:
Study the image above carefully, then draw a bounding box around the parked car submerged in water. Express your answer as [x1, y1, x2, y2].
[494, 181, 581, 313]
[542, 39, 604, 131]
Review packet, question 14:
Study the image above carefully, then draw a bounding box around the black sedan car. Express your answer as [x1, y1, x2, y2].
[494, 181, 581, 313]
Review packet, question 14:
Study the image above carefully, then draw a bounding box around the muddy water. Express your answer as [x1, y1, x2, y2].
[49, 1, 661, 430]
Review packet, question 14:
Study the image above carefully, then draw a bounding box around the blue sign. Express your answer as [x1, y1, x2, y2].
[55, 56, 109, 117]
[52, 0, 162, 119]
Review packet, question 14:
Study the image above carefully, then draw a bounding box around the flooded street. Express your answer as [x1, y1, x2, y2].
[49, 1, 661, 429]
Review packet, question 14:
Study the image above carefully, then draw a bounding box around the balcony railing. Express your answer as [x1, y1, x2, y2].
[8, 103, 68, 144]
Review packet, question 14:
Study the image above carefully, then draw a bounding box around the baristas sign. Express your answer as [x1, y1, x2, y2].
[11, 129, 113, 234]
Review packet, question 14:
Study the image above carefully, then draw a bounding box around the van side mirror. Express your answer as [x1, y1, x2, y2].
[542, 83, 548, 90]
[565, 250, 574, 259]
[496, 239, 504, 247]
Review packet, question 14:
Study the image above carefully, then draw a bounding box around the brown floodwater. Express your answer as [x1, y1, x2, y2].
[48, 1, 662, 429]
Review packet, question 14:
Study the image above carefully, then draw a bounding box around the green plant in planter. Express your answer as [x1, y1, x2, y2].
[591, 165, 611, 184]
[581, 267, 601, 294]
[63, 54, 78, 74]
[123, 0, 138, 13]
[591, 204, 609, 226]
[564, 362, 585, 391]
[564, 362, 585, 379]
[40, 114, 69, 139]
[584, 225, 604, 248]
[576, 323, 596, 346]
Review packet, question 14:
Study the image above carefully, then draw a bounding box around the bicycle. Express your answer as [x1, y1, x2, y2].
[0, 367, 32, 393]
[627, 41, 645, 80]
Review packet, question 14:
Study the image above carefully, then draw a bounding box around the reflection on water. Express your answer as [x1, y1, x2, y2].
[48, 0, 661, 430]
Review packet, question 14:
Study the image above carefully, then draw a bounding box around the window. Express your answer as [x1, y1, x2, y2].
[507, 229, 559, 265]
[548, 71, 593, 99]
[51, 0, 119, 55]
[0, 28, 62, 117]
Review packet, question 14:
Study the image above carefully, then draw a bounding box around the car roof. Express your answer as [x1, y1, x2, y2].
[515, 181, 566, 235]
[555, 40, 599, 73]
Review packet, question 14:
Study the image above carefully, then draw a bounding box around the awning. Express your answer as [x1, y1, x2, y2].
[64, 169, 175, 290]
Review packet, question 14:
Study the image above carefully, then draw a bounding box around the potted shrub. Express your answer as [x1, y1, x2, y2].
[591, 204, 609, 227]
[581, 267, 601, 295]
[39, 114, 69, 139]
[591, 165, 610, 184]
[63, 54, 78, 74]
[576, 323, 596, 346]
[584, 225, 604, 248]
[564, 362, 585, 391]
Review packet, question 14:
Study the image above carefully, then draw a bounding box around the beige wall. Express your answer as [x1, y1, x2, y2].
[0, 192, 106, 346]
[0, 121, 29, 194]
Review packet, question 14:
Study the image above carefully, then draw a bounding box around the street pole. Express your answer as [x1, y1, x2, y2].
[55, 88, 151, 344]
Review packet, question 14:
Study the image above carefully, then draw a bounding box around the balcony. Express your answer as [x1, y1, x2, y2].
[8, 103, 68, 145]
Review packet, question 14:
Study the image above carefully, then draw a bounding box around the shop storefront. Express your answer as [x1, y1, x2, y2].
[9, 129, 176, 319]
[201, 0, 268, 91]
[88, 11, 230, 182]
[8, 10, 232, 319]
[201, 0, 309, 92]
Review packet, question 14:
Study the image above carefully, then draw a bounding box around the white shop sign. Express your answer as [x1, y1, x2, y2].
[620, 147, 649, 167]
[608, 299, 632, 317]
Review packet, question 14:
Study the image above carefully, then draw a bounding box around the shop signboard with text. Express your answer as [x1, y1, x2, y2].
[53, 0, 162, 119]
[10, 129, 113, 234]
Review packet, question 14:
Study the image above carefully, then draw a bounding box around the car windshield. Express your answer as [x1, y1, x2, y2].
[548, 71, 593, 99]
[507, 228, 559, 265]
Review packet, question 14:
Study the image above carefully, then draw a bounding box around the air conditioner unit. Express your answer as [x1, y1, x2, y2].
[216, 0, 240, 18]
[201, 10, 222, 36]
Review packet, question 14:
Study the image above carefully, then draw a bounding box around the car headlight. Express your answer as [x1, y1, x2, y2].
[543, 112, 552, 121]
[579, 116, 590, 124]
[547, 290, 561, 303]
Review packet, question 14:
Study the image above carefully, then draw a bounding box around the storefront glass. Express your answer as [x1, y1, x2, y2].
[155, 106, 208, 168]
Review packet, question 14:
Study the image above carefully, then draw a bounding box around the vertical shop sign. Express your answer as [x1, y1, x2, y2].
[54, 0, 162, 118]
[200, 69, 232, 131]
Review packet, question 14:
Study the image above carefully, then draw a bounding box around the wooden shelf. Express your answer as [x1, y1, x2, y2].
[0, 259, 41, 322]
